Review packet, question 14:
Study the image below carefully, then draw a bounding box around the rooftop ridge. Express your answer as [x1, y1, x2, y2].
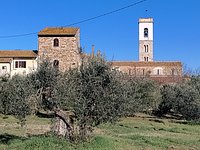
[0, 50, 37, 58]
[0, 49, 37, 51]
[38, 27, 80, 36]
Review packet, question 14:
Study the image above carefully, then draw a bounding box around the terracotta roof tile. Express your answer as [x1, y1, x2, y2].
[38, 27, 79, 36]
[111, 61, 182, 67]
[0, 50, 37, 58]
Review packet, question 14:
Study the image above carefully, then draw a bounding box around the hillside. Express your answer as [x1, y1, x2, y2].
[0, 114, 199, 150]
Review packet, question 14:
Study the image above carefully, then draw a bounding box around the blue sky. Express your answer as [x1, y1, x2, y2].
[0, 0, 199, 69]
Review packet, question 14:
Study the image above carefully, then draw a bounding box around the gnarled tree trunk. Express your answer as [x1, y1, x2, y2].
[53, 109, 75, 140]
[37, 87, 76, 140]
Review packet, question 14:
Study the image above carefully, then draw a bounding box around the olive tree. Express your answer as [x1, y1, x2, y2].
[123, 77, 161, 116]
[0, 75, 32, 125]
[157, 76, 200, 121]
[55, 56, 125, 140]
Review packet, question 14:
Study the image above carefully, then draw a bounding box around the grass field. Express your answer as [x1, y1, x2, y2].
[0, 114, 200, 150]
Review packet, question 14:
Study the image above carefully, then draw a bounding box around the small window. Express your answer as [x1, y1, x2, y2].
[172, 68, 175, 75]
[15, 61, 26, 68]
[144, 45, 148, 52]
[144, 57, 149, 62]
[53, 38, 59, 47]
[144, 57, 149, 61]
[19, 61, 26, 68]
[2, 66, 7, 70]
[157, 69, 160, 75]
[15, 61, 18, 68]
[53, 60, 59, 68]
[144, 28, 148, 37]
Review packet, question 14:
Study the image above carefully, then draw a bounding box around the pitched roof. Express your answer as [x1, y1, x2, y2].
[0, 58, 13, 63]
[38, 27, 79, 36]
[0, 50, 37, 58]
[111, 61, 182, 67]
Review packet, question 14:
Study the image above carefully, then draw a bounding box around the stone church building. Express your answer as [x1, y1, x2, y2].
[111, 18, 182, 84]
[0, 18, 182, 83]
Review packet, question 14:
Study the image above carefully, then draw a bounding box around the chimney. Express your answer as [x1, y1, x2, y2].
[91, 45, 95, 58]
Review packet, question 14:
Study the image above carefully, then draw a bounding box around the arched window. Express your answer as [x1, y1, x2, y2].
[144, 57, 149, 62]
[53, 38, 59, 47]
[53, 60, 59, 68]
[146, 45, 148, 52]
[157, 69, 160, 75]
[172, 68, 175, 75]
[144, 28, 148, 37]
[144, 45, 148, 52]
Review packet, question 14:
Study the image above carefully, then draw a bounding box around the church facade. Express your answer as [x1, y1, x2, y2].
[0, 18, 182, 83]
[111, 18, 182, 84]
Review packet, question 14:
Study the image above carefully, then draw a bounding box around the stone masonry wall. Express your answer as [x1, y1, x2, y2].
[139, 40, 153, 62]
[38, 36, 81, 71]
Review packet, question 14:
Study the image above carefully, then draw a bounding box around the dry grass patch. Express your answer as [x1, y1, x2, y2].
[0, 115, 51, 137]
[0, 114, 200, 149]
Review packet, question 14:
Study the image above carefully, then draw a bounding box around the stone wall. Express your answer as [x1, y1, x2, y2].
[38, 35, 81, 71]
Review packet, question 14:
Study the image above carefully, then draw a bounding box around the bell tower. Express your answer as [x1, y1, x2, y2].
[139, 18, 153, 62]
